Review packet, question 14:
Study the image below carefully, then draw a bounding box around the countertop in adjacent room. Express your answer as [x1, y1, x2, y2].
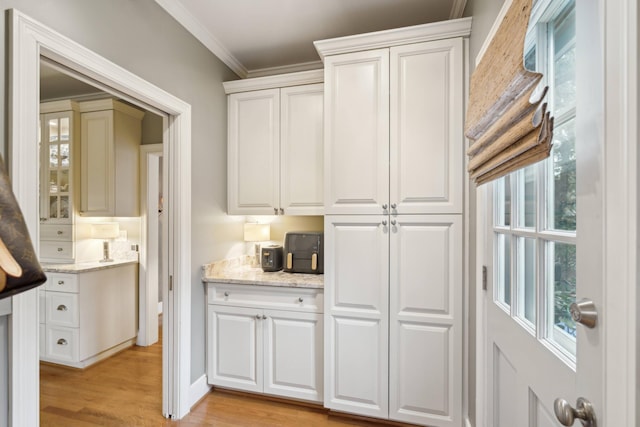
[42, 259, 138, 274]
[202, 257, 323, 289]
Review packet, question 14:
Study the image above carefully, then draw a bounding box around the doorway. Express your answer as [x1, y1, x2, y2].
[9, 9, 193, 424]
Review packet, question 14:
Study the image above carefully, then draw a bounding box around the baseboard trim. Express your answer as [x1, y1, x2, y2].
[189, 374, 212, 408]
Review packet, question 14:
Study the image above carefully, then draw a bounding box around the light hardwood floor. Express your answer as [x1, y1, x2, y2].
[41, 332, 409, 426]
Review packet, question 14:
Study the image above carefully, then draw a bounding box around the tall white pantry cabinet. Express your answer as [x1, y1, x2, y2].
[315, 18, 471, 427]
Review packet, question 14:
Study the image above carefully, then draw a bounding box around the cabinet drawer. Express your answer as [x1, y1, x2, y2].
[40, 224, 73, 241]
[46, 292, 79, 327]
[45, 326, 79, 363]
[45, 273, 79, 293]
[208, 284, 323, 313]
[40, 241, 73, 260]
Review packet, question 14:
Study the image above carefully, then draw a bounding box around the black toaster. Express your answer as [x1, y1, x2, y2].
[283, 232, 323, 274]
[261, 245, 284, 272]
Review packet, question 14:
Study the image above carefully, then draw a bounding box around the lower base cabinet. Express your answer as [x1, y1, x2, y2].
[206, 283, 323, 403]
[39, 263, 138, 368]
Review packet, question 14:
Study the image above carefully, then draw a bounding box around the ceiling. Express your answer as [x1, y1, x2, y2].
[40, 0, 467, 98]
[154, 0, 468, 78]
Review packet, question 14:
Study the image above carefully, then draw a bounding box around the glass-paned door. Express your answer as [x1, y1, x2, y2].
[41, 111, 74, 223]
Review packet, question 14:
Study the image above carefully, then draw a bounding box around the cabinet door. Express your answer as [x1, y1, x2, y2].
[324, 50, 390, 215]
[389, 215, 462, 427]
[228, 89, 280, 215]
[40, 111, 75, 224]
[390, 39, 464, 215]
[324, 215, 389, 417]
[207, 305, 263, 393]
[280, 84, 324, 215]
[263, 310, 323, 402]
[80, 110, 114, 216]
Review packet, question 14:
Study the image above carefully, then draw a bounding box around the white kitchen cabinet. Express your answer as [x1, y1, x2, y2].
[324, 215, 462, 426]
[40, 263, 138, 368]
[39, 101, 80, 262]
[79, 99, 144, 217]
[316, 18, 471, 427]
[322, 38, 464, 216]
[207, 283, 323, 403]
[225, 70, 324, 215]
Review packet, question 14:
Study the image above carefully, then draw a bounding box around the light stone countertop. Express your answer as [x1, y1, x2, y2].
[42, 259, 138, 274]
[202, 256, 323, 289]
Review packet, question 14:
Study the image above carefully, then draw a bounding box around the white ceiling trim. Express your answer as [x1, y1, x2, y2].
[246, 60, 323, 79]
[450, 0, 468, 19]
[154, 0, 248, 78]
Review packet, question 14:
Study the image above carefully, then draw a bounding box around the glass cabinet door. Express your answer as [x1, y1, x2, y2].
[41, 112, 73, 223]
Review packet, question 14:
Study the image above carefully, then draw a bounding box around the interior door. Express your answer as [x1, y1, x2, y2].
[482, 1, 602, 426]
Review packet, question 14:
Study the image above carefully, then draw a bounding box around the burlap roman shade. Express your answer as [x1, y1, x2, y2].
[465, 0, 554, 185]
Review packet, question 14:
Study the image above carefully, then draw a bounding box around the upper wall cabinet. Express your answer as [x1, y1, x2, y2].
[224, 70, 324, 216]
[319, 31, 465, 216]
[79, 99, 144, 217]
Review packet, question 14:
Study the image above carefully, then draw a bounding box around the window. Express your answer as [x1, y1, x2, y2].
[493, 0, 577, 363]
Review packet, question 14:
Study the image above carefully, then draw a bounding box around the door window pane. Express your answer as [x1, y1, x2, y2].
[495, 233, 511, 308]
[553, 8, 576, 115]
[495, 176, 511, 227]
[59, 117, 70, 141]
[546, 241, 576, 356]
[547, 120, 576, 231]
[517, 166, 536, 228]
[517, 237, 536, 326]
[48, 118, 58, 142]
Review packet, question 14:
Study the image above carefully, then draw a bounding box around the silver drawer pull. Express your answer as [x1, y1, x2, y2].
[57, 280, 65, 285]
[298, 297, 304, 303]
[262, 315, 267, 320]
[255, 314, 261, 319]
[57, 305, 67, 312]
[57, 247, 63, 252]
[57, 338, 68, 346]
[57, 230, 63, 235]
[224, 291, 229, 297]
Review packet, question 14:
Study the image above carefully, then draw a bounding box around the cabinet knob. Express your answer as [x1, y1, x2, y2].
[390, 203, 397, 209]
[382, 204, 388, 210]
[57, 338, 68, 346]
[40, 218, 47, 222]
[57, 247, 63, 252]
[390, 219, 397, 226]
[298, 297, 304, 303]
[256, 314, 261, 319]
[57, 305, 67, 312]
[224, 291, 229, 297]
[57, 230, 63, 235]
[274, 208, 278, 215]
[57, 280, 65, 285]
[262, 315, 267, 320]
[279, 208, 284, 215]
[382, 220, 388, 226]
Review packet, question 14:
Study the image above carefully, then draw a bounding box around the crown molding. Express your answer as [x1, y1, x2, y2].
[154, 0, 248, 78]
[223, 69, 324, 94]
[314, 17, 473, 60]
[246, 60, 323, 79]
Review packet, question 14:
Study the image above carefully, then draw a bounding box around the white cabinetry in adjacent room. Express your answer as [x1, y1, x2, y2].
[225, 70, 324, 216]
[39, 101, 80, 263]
[39, 263, 138, 368]
[316, 18, 471, 427]
[207, 283, 323, 403]
[79, 99, 144, 217]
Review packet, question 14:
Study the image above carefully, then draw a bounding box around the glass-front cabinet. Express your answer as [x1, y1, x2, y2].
[40, 102, 79, 224]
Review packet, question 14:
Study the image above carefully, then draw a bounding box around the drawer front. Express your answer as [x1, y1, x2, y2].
[40, 241, 74, 260]
[45, 273, 79, 293]
[40, 224, 73, 241]
[46, 292, 79, 327]
[46, 326, 79, 363]
[208, 283, 323, 313]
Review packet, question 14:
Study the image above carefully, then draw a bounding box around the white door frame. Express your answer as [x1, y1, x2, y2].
[474, 0, 638, 425]
[8, 9, 193, 424]
[139, 144, 163, 347]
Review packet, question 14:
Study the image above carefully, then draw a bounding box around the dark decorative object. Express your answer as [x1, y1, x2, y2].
[0, 156, 47, 298]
